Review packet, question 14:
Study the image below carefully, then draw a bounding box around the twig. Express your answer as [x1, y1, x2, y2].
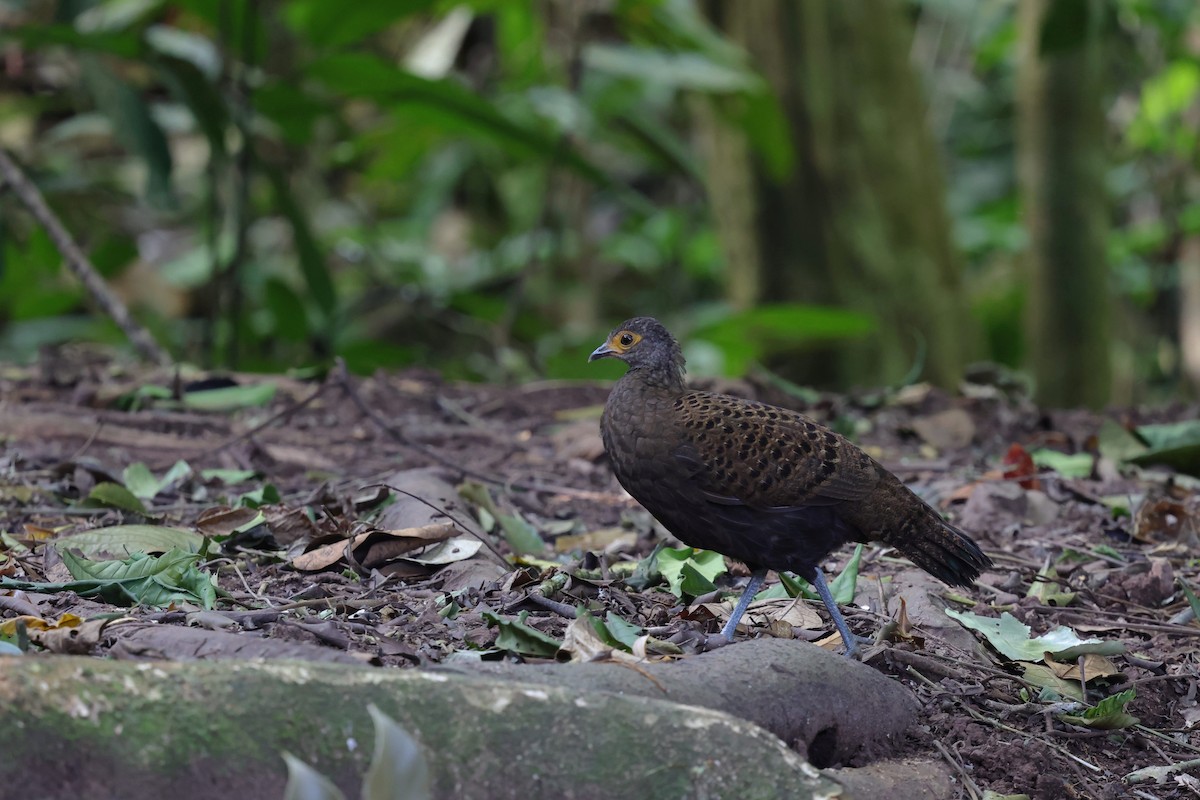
[0, 148, 171, 365]
[521, 593, 578, 619]
[932, 740, 982, 800]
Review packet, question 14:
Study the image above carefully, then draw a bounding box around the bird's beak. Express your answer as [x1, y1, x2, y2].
[588, 341, 616, 362]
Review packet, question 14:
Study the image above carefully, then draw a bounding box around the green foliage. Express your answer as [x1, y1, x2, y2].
[0, 0, 792, 377]
[0, 548, 217, 608]
[0, 1, 1196, 396]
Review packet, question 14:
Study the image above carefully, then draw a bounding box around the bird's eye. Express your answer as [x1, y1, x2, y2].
[619, 333, 634, 346]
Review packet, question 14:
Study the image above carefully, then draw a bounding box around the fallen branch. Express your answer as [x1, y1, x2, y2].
[0, 148, 171, 366]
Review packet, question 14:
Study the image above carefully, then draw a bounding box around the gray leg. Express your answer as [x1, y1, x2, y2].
[810, 568, 859, 658]
[719, 568, 768, 641]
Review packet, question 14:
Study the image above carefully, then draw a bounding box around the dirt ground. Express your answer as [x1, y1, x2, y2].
[1, 350, 1198, 799]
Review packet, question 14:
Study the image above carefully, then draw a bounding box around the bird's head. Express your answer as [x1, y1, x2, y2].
[589, 317, 685, 386]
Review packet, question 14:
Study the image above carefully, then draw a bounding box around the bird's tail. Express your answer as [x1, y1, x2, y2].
[883, 502, 992, 588]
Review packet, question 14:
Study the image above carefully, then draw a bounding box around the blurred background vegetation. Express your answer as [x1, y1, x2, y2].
[0, 0, 1198, 408]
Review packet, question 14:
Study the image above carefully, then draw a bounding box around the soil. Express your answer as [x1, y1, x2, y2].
[1, 350, 1198, 799]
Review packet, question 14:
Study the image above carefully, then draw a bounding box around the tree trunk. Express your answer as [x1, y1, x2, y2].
[1016, 0, 1111, 408]
[704, 0, 973, 389]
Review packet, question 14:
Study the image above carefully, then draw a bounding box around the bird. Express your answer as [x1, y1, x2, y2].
[589, 316, 992, 657]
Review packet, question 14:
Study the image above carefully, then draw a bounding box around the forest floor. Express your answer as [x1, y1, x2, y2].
[1, 350, 1198, 799]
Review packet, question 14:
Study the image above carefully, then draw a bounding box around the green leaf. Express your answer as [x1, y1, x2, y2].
[584, 45, 762, 93]
[80, 55, 174, 205]
[602, 612, 643, 650]
[1095, 419, 1148, 463]
[81, 482, 148, 515]
[183, 383, 277, 411]
[482, 610, 562, 657]
[1060, 689, 1139, 730]
[200, 468, 259, 484]
[283, 1, 437, 50]
[657, 548, 726, 599]
[496, 513, 544, 557]
[1127, 420, 1200, 476]
[121, 462, 160, 500]
[830, 545, 863, 606]
[946, 610, 1123, 661]
[156, 54, 229, 159]
[281, 752, 346, 800]
[1177, 577, 1200, 623]
[363, 704, 432, 800]
[693, 304, 876, 376]
[1019, 662, 1084, 702]
[1025, 559, 1077, 607]
[679, 561, 718, 598]
[237, 484, 281, 509]
[263, 164, 337, 321]
[53, 524, 205, 558]
[307, 53, 643, 209]
[1030, 449, 1094, 479]
[121, 460, 191, 500]
[0, 548, 215, 608]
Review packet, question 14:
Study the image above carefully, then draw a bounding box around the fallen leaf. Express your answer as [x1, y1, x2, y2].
[1002, 443, 1041, 490]
[910, 408, 976, 451]
[946, 609, 1124, 661]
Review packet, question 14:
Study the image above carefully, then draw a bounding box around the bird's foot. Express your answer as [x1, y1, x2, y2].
[702, 633, 736, 652]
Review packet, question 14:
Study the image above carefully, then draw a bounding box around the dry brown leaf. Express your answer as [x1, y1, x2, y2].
[701, 596, 822, 634]
[262, 505, 324, 546]
[554, 527, 637, 553]
[194, 506, 261, 538]
[291, 523, 459, 572]
[1041, 652, 1121, 683]
[910, 408, 976, 451]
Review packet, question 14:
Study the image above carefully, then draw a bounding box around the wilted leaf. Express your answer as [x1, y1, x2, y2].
[402, 536, 481, 565]
[195, 506, 263, 538]
[1019, 662, 1084, 701]
[554, 527, 637, 553]
[705, 596, 822, 635]
[0, 612, 81, 638]
[1001, 443, 1041, 490]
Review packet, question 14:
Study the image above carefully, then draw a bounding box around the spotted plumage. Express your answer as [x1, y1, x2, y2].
[590, 316, 992, 655]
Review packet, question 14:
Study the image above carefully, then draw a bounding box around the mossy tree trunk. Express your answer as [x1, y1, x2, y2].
[1016, 0, 1111, 408]
[702, 0, 973, 389]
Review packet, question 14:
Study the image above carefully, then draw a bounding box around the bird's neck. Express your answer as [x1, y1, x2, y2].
[624, 363, 686, 395]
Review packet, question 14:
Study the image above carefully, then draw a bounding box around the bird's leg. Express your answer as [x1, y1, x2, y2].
[719, 568, 768, 641]
[809, 568, 861, 659]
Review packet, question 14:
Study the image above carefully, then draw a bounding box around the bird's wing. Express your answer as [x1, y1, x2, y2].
[670, 391, 881, 511]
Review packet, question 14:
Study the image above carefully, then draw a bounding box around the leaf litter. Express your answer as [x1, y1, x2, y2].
[1, 360, 1199, 798]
